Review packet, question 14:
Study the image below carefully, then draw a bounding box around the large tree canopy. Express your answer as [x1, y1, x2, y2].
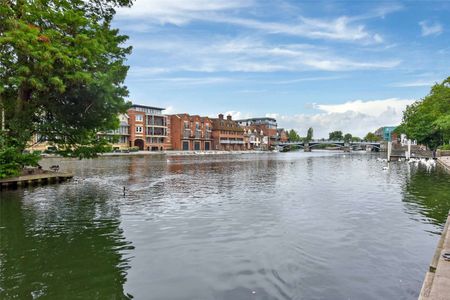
[0, 0, 132, 160]
[328, 130, 343, 141]
[397, 77, 450, 149]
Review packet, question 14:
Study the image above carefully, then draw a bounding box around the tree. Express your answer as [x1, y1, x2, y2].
[305, 127, 313, 142]
[288, 129, 301, 142]
[343, 133, 352, 143]
[329, 130, 343, 141]
[398, 77, 450, 149]
[0, 0, 133, 177]
[364, 132, 380, 142]
[351, 136, 361, 142]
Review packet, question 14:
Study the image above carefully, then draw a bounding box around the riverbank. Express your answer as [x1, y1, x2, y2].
[437, 157, 450, 173]
[419, 211, 450, 299]
[41, 150, 274, 158]
[0, 172, 73, 190]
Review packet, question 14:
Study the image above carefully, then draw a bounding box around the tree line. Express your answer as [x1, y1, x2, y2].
[0, 0, 133, 178]
[396, 77, 450, 150]
[287, 129, 380, 143]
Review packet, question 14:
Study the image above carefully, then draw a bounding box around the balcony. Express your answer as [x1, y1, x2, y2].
[220, 139, 244, 144]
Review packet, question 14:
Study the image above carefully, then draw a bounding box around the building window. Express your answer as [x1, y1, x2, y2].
[135, 115, 143, 122]
[136, 126, 143, 133]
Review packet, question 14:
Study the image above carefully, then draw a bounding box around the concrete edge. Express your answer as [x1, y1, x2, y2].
[437, 158, 450, 173]
[419, 212, 450, 299]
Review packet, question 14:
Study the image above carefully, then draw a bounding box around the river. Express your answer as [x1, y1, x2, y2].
[1, 152, 450, 299]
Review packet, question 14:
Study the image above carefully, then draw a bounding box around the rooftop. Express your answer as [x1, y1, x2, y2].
[131, 104, 165, 111]
[236, 117, 277, 122]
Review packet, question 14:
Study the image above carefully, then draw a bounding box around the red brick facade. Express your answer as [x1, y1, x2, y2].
[169, 114, 213, 151]
[237, 118, 278, 150]
[127, 105, 168, 151]
[211, 114, 245, 151]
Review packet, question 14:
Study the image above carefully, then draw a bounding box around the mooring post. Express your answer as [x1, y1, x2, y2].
[407, 139, 411, 160]
[387, 141, 392, 161]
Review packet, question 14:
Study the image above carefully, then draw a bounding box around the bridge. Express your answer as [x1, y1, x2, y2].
[276, 140, 382, 152]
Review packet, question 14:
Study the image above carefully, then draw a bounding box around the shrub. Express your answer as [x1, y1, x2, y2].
[0, 145, 40, 179]
[438, 144, 450, 150]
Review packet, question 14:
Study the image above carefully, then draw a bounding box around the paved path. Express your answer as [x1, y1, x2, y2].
[438, 157, 450, 173]
[420, 212, 450, 300]
[0, 173, 73, 190]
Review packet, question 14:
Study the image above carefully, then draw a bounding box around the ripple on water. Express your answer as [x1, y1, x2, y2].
[1, 153, 450, 299]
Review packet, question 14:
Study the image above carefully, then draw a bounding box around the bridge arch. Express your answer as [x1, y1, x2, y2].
[309, 143, 345, 149]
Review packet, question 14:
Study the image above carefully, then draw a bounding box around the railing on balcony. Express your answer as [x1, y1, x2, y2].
[220, 139, 244, 144]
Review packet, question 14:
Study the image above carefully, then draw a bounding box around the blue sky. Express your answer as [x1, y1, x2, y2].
[114, 0, 449, 138]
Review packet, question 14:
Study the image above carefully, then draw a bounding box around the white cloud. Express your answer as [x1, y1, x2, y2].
[391, 80, 439, 87]
[164, 105, 175, 114]
[116, 0, 252, 25]
[314, 98, 414, 117]
[212, 15, 382, 44]
[208, 111, 252, 120]
[419, 21, 443, 37]
[117, 0, 392, 44]
[128, 36, 401, 76]
[239, 98, 414, 138]
[129, 76, 233, 85]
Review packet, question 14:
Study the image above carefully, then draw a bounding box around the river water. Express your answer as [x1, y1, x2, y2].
[1, 152, 450, 299]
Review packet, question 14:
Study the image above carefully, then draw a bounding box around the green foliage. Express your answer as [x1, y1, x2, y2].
[329, 131, 343, 141]
[344, 133, 352, 143]
[305, 127, 313, 142]
[351, 136, 361, 142]
[398, 77, 450, 149]
[364, 132, 380, 142]
[288, 129, 301, 142]
[0, 136, 40, 179]
[0, 0, 132, 155]
[438, 144, 450, 150]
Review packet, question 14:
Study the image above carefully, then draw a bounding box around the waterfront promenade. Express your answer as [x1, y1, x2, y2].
[438, 157, 450, 173]
[420, 211, 450, 300]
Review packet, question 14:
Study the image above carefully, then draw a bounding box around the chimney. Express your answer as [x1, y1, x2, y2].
[218, 114, 224, 120]
[227, 115, 232, 121]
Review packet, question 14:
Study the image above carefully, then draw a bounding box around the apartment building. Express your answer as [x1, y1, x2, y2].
[169, 114, 213, 151]
[277, 128, 289, 143]
[128, 104, 168, 151]
[237, 117, 278, 150]
[211, 114, 245, 151]
[99, 113, 130, 150]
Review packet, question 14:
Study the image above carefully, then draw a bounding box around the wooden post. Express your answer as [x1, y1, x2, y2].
[407, 139, 412, 160]
[387, 141, 392, 161]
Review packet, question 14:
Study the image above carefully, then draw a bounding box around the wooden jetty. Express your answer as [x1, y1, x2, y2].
[0, 172, 73, 190]
[437, 157, 450, 173]
[419, 211, 450, 300]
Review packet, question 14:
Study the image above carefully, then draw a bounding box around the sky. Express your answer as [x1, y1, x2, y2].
[113, 0, 450, 138]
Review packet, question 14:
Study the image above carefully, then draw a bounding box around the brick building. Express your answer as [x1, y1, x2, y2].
[169, 114, 213, 151]
[277, 128, 289, 143]
[128, 104, 168, 151]
[99, 113, 130, 150]
[211, 114, 245, 150]
[236, 117, 278, 150]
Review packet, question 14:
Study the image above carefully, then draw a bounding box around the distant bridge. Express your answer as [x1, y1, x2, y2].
[277, 140, 382, 151]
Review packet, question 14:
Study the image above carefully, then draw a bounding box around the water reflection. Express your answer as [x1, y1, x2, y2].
[402, 166, 450, 227]
[1, 153, 450, 299]
[0, 186, 133, 299]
